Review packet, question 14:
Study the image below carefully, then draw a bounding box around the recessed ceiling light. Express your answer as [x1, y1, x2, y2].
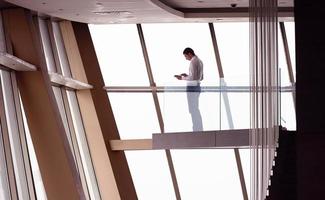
[93, 11, 132, 16]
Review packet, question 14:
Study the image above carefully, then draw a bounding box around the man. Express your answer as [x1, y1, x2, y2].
[175, 47, 203, 131]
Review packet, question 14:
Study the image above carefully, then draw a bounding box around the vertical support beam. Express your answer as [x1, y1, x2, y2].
[137, 24, 181, 200]
[136, 24, 165, 133]
[2, 8, 84, 200]
[209, 22, 248, 200]
[279, 22, 296, 108]
[209, 23, 224, 78]
[279, 22, 295, 85]
[222, 81, 249, 200]
[61, 21, 136, 199]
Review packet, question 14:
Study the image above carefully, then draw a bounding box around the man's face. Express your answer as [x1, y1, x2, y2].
[184, 53, 192, 61]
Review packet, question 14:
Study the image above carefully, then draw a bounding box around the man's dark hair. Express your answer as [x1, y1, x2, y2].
[183, 47, 195, 56]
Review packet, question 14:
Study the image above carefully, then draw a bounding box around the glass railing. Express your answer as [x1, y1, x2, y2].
[104, 76, 295, 139]
[160, 80, 295, 133]
[161, 83, 222, 133]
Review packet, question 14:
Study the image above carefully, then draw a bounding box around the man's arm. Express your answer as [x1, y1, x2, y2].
[174, 74, 182, 80]
[174, 74, 188, 80]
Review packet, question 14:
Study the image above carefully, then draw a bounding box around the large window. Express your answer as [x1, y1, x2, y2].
[109, 93, 160, 139]
[89, 24, 149, 86]
[278, 22, 296, 130]
[126, 151, 176, 200]
[142, 23, 219, 86]
[89, 21, 296, 199]
[0, 70, 35, 200]
[39, 19, 101, 199]
[213, 23, 249, 86]
[221, 93, 250, 130]
[171, 149, 242, 200]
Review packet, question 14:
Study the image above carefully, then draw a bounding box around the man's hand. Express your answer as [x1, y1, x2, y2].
[181, 73, 188, 77]
[174, 75, 182, 80]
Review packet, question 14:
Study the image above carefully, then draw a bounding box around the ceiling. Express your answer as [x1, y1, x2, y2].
[0, 0, 15, 8]
[160, 0, 293, 8]
[3, 0, 293, 24]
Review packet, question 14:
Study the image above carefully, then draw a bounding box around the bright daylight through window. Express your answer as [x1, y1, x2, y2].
[89, 21, 295, 200]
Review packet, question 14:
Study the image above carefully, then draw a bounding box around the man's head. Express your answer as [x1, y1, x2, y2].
[183, 47, 195, 60]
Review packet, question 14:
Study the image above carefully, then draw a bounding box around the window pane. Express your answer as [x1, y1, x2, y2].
[285, 22, 296, 80]
[281, 93, 296, 130]
[0, 70, 30, 199]
[89, 24, 149, 86]
[0, 127, 10, 200]
[51, 21, 72, 77]
[52, 87, 91, 198]
[278, 26, 291, 86]
[221, 92, 250, 130]
[38, 18, 57, 73]
[279, 22, 296, 86]
[171, 149, 242, 200]
[125, 151, 175, 200]
[52, 87, 75, 153]
[280, 22, 296, 131]
[142, 23, 219, 86]
[213, 23, 249, 85]
[66, 90, 101, 199]
[108, 93, 160, 139]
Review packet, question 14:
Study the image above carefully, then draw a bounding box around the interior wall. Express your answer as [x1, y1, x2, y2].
[295, 0, 325, 199]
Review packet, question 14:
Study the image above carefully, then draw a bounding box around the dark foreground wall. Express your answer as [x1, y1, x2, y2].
[295, 0, 325, 199]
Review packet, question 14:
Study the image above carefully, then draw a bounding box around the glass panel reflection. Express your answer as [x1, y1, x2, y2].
[159, 87, 220, 133]
[221, 92, 250, 130]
